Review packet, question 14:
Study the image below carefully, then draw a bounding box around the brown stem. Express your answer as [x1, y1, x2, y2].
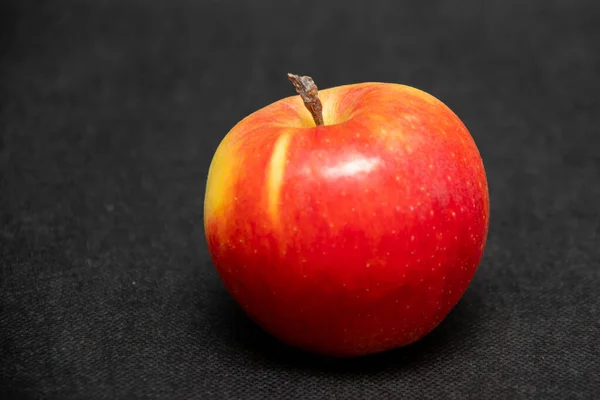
[287, 73, 324, 126]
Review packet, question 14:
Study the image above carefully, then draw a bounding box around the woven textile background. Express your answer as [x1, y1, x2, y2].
[1, 0, 599, 398]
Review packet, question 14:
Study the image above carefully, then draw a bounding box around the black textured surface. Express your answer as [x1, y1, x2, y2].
[1, 0, 599, 399]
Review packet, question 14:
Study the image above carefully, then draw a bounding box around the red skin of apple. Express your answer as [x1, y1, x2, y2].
[204, 82, 489, 357]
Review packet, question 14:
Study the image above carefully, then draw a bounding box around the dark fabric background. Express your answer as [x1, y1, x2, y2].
[1, 0, 599, 398]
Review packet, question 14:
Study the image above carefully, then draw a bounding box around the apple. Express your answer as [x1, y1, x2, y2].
[204, 73, 489, 357]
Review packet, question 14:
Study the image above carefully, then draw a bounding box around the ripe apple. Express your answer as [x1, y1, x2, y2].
[204, 74, 489, 357]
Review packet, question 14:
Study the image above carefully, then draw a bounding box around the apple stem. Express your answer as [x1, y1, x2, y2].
[287, 73, 325, 126]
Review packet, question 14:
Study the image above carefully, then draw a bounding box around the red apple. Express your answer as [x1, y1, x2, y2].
[204, 74, 489, 357]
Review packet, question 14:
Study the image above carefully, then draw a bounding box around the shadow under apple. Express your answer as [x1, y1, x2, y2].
[210, 280, 486, 374]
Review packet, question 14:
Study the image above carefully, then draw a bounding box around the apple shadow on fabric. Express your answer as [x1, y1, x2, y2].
[211, 278, 485, 373]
